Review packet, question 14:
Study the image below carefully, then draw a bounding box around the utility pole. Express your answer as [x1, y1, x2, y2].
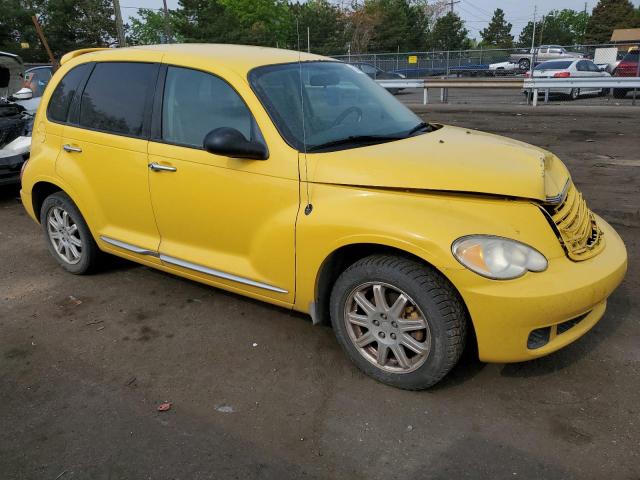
[112, 0, 126, 47]
[528, 4, 537, 105]
[162, 0, 172, 43]
[447, 0, 460, 13]
[31, 15, 58, 70]
[307, 26, 310, 53]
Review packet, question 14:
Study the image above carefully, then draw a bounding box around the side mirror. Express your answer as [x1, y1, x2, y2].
[203, 127, 268, 160]
[13, 87, 33, 100]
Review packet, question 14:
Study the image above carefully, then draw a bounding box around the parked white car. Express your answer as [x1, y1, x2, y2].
[524, 58, 611, 100]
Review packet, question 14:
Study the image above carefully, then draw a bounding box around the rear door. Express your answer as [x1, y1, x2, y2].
[57, 59, 162, 255]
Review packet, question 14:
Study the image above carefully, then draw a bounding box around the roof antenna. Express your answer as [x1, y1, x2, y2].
[296, 18, 313, 216]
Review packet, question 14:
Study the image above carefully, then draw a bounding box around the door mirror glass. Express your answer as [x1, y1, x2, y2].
[13, 87, 33, 99]
[203, 127, 268, 160]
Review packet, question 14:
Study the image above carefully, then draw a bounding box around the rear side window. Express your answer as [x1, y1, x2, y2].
[162, 66, 255, 148]
[79, 62, 157, 137]
[535, 61, 572, 70]
[47, 63, 92, 123]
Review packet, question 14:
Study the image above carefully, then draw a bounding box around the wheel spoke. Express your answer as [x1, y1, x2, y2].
[53, 208, 64, 226]
[354, 291, 376, 316]
[347, 312, 369, 327]
[388, 293, 408, 318]
[376, 344, 389, 366]
[69, 235, 82, 247]
[48, 217, 60, 230]
[400, 333, 429, 355]
[397, 319, 426, 332]
[68, 243, 81, 260]
[372, 284, 387, 311]
[391, 344, 410, 369]
[62, 210, 70, 227]
[354, 331, 375, 348]
[49, 231, 62, 240]
[67, 224, 78, 235]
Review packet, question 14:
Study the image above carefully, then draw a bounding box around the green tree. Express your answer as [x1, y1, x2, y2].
[0, 0, 47, 62]
[480, 8, 513, 48]
[288, 0, 346, 55]
[174, 0, 245, 44]
[37, 0, 120, 57]
[517, 9, 590, 47]
[585, 0, 640, 44]
[429, 11, 470, 51]
[130, 8, 183, 45]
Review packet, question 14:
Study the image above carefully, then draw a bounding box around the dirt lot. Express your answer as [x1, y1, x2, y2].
[1, 105, 638, 480]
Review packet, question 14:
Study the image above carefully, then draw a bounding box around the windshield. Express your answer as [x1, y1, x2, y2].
[535, 61, 572, 70]
[249, 61, 426, 152]
[622, 50, 639, 62]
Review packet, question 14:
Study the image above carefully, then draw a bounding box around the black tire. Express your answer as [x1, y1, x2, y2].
[613, 88, 628, 99]
[518, 58, 530, 71]
[330, 255, 468, 390]
[40, 191, 100, 274]
[569, 88, 580, 100]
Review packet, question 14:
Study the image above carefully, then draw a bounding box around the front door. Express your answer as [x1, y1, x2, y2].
[57, 60, 162, 253]
[147, 65, 298, 304]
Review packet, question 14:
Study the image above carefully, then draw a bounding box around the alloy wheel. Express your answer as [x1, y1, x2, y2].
[47, 206, 83, 265]
[343, 282, 431, 373]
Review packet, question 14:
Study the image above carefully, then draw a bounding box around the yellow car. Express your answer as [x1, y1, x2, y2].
[20, 45, 627, 389]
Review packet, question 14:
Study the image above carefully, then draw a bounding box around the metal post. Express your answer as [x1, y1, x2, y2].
[533, 88, 539, 107]
[31, 15, 58, 69]
[162, 0, 172, 43]
[446, 50, 450, 77]
[529, 6, 537, 79]
[634, 43, 640, 106]
[544, 89, 549, 103]
[307, 27, 310, 53]
[112, 0, 126, 47]
[423, 87, 428, 104]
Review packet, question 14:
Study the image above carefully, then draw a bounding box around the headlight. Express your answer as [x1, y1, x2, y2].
[451, 235, 547, 280]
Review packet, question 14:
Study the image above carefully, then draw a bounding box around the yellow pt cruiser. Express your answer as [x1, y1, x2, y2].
[20, 45, 627, 389]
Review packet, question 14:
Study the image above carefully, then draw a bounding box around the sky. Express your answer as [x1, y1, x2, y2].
[122, 0, 640, 42]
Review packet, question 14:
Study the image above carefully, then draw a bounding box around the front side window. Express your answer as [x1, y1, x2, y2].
[47, 63, 92, 123]
[249, 61, 426, 152]
[79, 62, 157, 137]
[162, 66, 256, 148]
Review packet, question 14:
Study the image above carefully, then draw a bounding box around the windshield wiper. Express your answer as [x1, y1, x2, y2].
[406, 122, 432, 136]
[307, 134, 403, 152]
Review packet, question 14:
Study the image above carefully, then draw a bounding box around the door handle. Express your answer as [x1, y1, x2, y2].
[149, 162, 177, 172]
[63, 144, 82, 153]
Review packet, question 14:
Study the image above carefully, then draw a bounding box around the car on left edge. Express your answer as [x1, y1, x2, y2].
[1, 51, 38, 186]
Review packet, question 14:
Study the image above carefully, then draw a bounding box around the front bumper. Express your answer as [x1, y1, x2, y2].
[449, 215, 627, 362]
[0, 135, 31, 186]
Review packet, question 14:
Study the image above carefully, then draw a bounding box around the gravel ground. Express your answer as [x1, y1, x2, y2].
[1, 104, 638, 480]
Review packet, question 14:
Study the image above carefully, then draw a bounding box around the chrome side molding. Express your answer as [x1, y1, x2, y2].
[159, 254, 288, 294]
[100, 236, 159, 256]
[100, 235, 287, 294]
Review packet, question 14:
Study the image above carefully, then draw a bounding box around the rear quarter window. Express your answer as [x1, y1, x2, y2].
[47, 63, 93, 123]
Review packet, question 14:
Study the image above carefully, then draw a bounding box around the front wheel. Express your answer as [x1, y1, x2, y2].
[330, 255, 468, 390]
[40, 192, 101, 274]
[518, 58, 530, 71]
[613, 88, 628, 99]
[569, 88, 580, 100]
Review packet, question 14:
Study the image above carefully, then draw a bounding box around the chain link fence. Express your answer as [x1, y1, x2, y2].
[334, 43, 638, 78]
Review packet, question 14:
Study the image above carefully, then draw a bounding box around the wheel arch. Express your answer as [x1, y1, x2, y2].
[311, 242, 472, 333]
[31, 181, 64, 223]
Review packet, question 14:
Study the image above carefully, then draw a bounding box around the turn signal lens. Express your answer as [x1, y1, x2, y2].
[452, 235, 548, 280]
[553, 71, 571, 78]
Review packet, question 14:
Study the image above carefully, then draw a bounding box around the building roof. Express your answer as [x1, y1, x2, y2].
[610, 28, 640, 42]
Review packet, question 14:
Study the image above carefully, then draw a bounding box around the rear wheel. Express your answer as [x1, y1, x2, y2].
[330, 255, 467, 390]
[40, 192, 100, 274]
[518, 58, 530, 71]
[613, 88, 628, 99]
[569, 88, 580, 100]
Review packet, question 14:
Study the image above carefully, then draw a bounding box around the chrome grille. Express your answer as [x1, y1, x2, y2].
[549, 184, 604, 261]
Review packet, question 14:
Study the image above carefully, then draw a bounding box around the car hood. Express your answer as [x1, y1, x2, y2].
[307, 125, 570, 202]
[0, 52, 24, 97]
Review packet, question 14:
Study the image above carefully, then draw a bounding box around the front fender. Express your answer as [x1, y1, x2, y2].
[293, 183, 565, 314]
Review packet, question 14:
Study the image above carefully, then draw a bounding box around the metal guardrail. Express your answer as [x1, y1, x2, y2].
[376, 77, 640, 106]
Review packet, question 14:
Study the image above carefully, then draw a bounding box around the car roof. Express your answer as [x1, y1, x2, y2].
[62, 44, 329, 76]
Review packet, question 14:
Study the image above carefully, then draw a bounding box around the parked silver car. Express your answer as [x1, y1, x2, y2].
[523, 58, 611, 100]
[510, 45, 584, 71]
